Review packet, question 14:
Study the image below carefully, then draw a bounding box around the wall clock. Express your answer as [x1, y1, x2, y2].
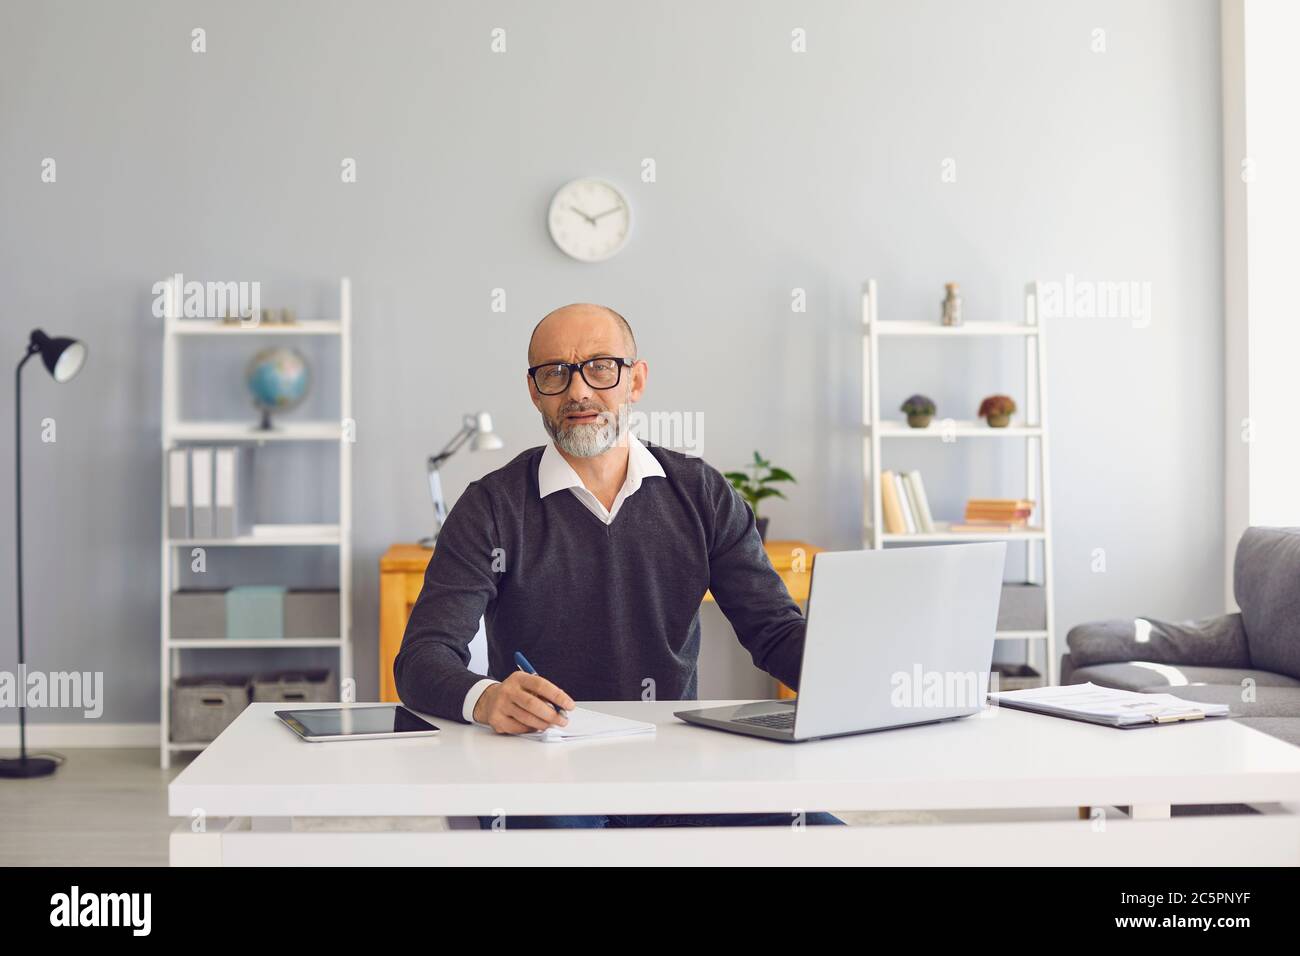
[547, 178, 632, 262]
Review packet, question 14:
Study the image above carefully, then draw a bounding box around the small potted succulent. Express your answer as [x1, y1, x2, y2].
[900, 394, 936, 428]
[725, 451, 796, 542]
[978, 394, 1017, 428]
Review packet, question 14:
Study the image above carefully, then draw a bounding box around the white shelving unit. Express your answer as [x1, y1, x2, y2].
[159, 278, 353, 767]
[861, 279, 1057, 685]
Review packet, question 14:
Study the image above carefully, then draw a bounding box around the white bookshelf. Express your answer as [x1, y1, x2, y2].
[158, 278, 354, 767]
[861, 279, 1057, 685]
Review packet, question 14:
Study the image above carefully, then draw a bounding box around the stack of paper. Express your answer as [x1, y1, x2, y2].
[989, 682, 1230, 728]
[522, 707, 656, 743]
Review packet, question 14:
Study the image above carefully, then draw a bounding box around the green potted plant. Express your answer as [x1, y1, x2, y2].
[725, 451, 796, 542]
[978, 394, 1016, 428]
[900, 394, 936, 428]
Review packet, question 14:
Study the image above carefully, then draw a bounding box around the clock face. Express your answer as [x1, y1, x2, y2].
[547, 178, 632, 262]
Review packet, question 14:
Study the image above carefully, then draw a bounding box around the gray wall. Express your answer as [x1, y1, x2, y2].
[1, 0, 1224, 724]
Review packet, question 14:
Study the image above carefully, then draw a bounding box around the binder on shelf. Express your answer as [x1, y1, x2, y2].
[167, 448, 190, 539]
[189, 447, 214, 538]
[214, 446, 255, 538]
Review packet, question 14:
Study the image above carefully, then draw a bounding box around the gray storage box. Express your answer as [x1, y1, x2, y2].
[171, 674, 251, 743]
[284, 589, 340, 639]
[170, 589, 227, 641]
[252, 669, 333, 703]
[997, 583, 1047, 631]
[226, 585, 285, 640]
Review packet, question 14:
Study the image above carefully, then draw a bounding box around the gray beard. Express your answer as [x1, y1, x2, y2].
[542, 405, 625, 458]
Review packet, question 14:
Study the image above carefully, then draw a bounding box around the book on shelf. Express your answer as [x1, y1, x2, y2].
[879, 477, 1042, 537]
[880, 470, 908, 534]
[964, 497, 1034, 524]
[879, 470, 936, 535]
[966, 498, 1033, 509]
[893, 473, 916, 533]
[965, 512, 1031, 524]
[903, 471, 935, 533]
[948, 522, 1037, 533]
[900, 473, 922, 534]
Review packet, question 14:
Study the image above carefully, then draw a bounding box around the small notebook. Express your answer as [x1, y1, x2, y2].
[988, 682, 1230, 729]
[522, 707, 656, 743]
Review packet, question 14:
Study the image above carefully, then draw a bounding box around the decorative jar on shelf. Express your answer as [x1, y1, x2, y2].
[941, 283, 962, 327]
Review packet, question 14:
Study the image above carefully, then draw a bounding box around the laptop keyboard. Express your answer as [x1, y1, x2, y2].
[734, 711, 796, 730]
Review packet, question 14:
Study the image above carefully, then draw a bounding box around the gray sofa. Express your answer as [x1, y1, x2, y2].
[1060, 526, 1300, 747]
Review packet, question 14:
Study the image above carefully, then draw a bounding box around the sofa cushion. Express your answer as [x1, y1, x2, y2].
[1065, 615, 1251, 669]
[1067, 662, 1300, 693]
[1059, 653, 1078, 685]
[1234, 527, 1300, 680]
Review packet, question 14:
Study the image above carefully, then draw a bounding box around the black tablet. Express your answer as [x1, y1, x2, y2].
[276, 705, 439, 742]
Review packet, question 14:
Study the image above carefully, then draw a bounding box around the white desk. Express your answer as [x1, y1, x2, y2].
[169, 701, 1300, 866]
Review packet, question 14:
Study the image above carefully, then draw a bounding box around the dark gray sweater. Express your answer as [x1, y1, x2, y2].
[393, 440, 807, 723]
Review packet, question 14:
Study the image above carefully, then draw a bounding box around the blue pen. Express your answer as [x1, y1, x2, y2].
[514, 651, 568, 717]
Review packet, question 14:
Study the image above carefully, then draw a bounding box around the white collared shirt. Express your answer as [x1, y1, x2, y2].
[460, 433, 667, 724]
[537, 430, 668, 524]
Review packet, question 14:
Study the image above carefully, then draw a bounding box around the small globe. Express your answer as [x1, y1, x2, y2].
[246, 347, 311, 429]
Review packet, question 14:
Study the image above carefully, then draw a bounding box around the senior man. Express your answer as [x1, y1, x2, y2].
[394, 302, 843, 829]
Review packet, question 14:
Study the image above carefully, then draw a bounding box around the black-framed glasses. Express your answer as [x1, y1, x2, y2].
[527, 356, 634, 395]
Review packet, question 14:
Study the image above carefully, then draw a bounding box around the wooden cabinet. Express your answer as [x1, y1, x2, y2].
[379, 539, 822, 703]
[378, 544, 437, 703]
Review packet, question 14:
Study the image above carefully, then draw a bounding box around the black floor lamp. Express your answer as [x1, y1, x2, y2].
[1, 330, 87, 779]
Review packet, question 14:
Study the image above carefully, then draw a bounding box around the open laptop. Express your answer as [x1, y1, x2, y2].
[674, 542, 1007, 742]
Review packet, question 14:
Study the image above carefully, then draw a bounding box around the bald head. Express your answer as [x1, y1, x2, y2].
[527, 303, 636, 366]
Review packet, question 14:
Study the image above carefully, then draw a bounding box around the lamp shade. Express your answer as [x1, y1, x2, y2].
[30, 329, 87, 383]
[470, 411, 503, 451]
